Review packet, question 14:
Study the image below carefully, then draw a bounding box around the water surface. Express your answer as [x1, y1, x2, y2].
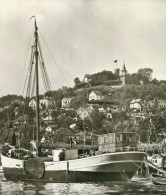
[0, 174, 165, 195]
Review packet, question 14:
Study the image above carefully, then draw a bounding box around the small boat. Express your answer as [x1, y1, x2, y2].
[146, 154, 166, 175]
[1, 18, 146, 183]
[151, 173, 166, 185]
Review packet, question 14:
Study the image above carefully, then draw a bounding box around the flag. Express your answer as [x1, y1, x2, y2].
[114, 60, 117, 63]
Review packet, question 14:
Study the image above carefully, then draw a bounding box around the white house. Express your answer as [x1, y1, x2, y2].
[40, 97, 54, 109]
[70, 123, 76, 129]
[77, 107, 89, 119]
[98, 107, 106, 113]
[148, 100, 156, 108]
[29, 99, 37, 109]
[158, 99, 166, 108]
[29, 97, 54, 110]
[45, 125, 57, 132]
[42, 115, 53, 121]
[130, 99, 143, 111]
[89, 91, 104, 101]
[62, 97, 73, 108]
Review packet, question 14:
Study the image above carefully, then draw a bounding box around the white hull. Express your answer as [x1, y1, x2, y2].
[1, 151, 146, 182]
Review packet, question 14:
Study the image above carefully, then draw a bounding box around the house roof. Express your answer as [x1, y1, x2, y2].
[130, 99, 142, 104]
[74, 131, 98, 137]
[62, 97, 73, 100]
[91, 91, 103, 96]
[56, 127, 73, 136]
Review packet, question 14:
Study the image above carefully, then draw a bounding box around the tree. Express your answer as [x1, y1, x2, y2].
[137, 68, 153, 84]
[74, 77, 81, 85]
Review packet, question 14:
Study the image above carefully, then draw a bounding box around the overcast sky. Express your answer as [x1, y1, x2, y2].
[0, 0, 166, 97]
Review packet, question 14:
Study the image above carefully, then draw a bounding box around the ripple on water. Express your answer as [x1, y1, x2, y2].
[0, 174, 166, 195]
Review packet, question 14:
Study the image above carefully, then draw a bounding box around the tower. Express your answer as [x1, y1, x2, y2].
[120, 64, 127, 85]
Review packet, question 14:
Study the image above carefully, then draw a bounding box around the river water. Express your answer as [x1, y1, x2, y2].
[0, 173, 165, 195]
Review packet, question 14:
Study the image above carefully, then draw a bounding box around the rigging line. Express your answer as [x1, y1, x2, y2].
[22, 49, 35, 97]
[115, 163, 129, 181]
[39, 56, 47, 91]
[42, 64, 52, 91]
[38, 30, 70, 86]
[38, 39, 52, 91]
[39, 54, 51, 92]
[25, 51, 34, 98]
[17, 28, 34, 96]
[38, 40, 51, 92]
[39, 54, 48, 92]
[26, 60, 33, 97]
[122, 153, 146, 173]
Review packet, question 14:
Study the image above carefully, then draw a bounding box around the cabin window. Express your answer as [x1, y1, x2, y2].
[98, 137, 104, 144]
[123, 135, 127, 142]
[129, 135, 133, 142]
[109, 135, 113, 143]
[116, 134, 121, 142]
[104, 136, 109, 143]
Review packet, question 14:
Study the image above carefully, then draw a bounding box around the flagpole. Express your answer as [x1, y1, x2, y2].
[114, 60, 118, 68]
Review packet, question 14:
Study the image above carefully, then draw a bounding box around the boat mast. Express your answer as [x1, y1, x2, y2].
[34, 19, 40, 142]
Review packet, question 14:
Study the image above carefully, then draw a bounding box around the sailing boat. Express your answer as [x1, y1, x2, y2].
[1, 19, 146, 182]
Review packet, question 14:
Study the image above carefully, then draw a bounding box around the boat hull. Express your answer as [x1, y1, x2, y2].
[151, 174, 166, 185]
[1, 151, 146, 182]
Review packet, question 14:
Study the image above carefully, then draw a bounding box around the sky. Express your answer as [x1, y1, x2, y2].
[0, 0, 166, 97]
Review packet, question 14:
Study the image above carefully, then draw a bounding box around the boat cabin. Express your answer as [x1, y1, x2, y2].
[98, 132, 136, 152]
[52, 148, 93, 161]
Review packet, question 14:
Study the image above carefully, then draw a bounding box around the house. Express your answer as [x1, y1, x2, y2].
[42, 115, 53, 121]
[77, 107, 89, 119]
[148, 100, 156, 108]
[86, 105, 94, 113]
[29, 99, 36, 109]
[40, 96, 54, 109]
[45, 125, 58, 132]
[158, 99, 166, 108]
[111, 105, 121, 113]
[134, 113, 147, 125]
[52, 128, 74, 143]
[147, 99, 166, 109]
[62, 97, 73, 108]
[70, 123, 76, 129]
[89, 91, 104, 101]
[107, 112, 112, 120]
[130, 99, 143, 111]
[29, 97, 54, 110]
[74, 131, 98, 145]
[98, 107, 105, 113]
[83, 74, 92, 83]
